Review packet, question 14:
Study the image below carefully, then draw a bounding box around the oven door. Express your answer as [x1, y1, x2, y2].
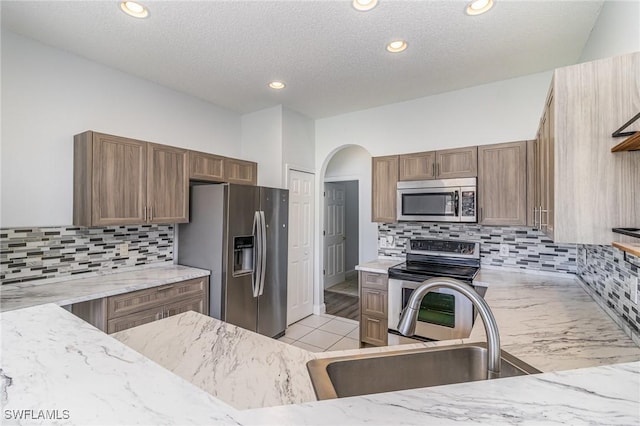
[396, 187, 460, 222]
[388, 279, 473, 341]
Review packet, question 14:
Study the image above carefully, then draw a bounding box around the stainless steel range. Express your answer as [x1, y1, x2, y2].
[388, 238, 482, 341]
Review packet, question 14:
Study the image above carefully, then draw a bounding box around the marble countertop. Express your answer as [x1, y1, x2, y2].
[112, 311, 317, 410]
[354, 257, 403, 274]
[2, 266, 640, 424]
[0, 264, 210, 312]
[2, 303, 639, 425]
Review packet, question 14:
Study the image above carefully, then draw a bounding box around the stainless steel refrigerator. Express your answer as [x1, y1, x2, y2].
[177, 183, 288, 338]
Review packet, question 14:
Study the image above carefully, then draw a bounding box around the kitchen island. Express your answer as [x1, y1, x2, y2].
[2, 267, 639, 424]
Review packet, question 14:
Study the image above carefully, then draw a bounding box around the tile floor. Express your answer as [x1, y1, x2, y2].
[279, 313, 360, 352]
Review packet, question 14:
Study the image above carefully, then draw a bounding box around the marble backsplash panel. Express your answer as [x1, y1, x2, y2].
[578, 245, 640, 336]
[0, 225, 173, 285]
[378, 222, 577, 273]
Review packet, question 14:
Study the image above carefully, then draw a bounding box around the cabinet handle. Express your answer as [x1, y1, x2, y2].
[436, 163, 440, 176]
[149, 206, 153, 222]
[533, 207, 538, 227]
[540, 208, 548, 227]
[144, 206, 148, 222]
[432, 163, 435, 177]
[479, 207, 483, 222]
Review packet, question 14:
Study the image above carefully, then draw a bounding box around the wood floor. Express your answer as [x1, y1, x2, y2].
[324, 290, 359, 321]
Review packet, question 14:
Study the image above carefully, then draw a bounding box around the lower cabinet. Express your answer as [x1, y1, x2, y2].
[72, 276, 209, 334]
[359, 271, 389, 347]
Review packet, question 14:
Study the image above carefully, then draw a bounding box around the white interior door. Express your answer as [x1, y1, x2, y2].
[324, 182, 345, 289]
[287, 170, 315, 325]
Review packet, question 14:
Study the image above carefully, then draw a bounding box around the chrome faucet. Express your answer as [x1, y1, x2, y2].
[397, 277, 501, 379]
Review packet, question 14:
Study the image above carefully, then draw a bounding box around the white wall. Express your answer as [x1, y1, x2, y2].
[343, 180, 359, 273]
[241, 105, 315, 188]
[1, 31, 242, 227]
[282, 107, 315, 175]
[324, 145, 378, 266]
[240, 105, 283, 188]
[315, 71, 552, 164]
[579, 1, 640, 63]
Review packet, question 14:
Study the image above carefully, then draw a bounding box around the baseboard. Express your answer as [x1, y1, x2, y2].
[345, 269, 357, 279]
[313, 303, 326, 315]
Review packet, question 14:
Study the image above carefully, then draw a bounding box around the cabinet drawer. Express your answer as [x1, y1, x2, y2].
[360, 271, 388, 291]
[166, 295, 207, 318]
[107, 306, 164, 334]
[157, 277, 208, 302]
[108, 277, 207, 318]
[361, 288, 388, 317]
[360, 314, 388, 346]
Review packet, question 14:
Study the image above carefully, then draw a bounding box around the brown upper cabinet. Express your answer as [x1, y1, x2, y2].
[146, 143, 190, 224]
[531, 87, 555, 239]
[225, 158, 257, 185]
[399, 147, 478, 181]
[189, 150, 225, 182]
[371, 155, 399, 223]
[189, 151, 257, 185]
[531, 52, 640, 244]
[74, 131, 189, 226]
[478, 141, 528, 226]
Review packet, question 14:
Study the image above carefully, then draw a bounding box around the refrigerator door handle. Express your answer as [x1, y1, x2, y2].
[252, 211, 261, 298]
[258, 211, 267, 296]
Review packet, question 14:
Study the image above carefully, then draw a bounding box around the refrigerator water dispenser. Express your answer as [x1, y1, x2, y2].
[233, 236, 254, 276]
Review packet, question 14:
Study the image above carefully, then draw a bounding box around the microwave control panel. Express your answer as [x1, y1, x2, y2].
[461, 191, 476, 218]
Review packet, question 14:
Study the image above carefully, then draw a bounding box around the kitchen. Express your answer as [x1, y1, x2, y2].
[2, 0, 640, 424]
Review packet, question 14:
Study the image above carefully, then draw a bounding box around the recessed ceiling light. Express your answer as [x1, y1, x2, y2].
[386, 40, 408, 53]
[466, 0, 494, 16]
[268, 81, 286, 90]
[120, 1, 149, 19]
[352, 0, 378, 12]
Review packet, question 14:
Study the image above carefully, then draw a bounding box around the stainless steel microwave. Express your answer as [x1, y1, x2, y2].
[396, 178, 477, 222]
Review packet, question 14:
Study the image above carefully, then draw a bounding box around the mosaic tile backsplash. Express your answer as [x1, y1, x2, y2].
[378, 223, 577, 273]
[577, 245, 640, 337]
[1, 225, 173, 285]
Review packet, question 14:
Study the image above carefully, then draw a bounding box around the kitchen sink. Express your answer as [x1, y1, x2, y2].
[307, 342, 541, 400]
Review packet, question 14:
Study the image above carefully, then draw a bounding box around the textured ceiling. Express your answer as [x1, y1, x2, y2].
[2, 0, 604, 118]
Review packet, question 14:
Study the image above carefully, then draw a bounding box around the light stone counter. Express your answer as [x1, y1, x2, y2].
[2, 304, 638, 425]
[3, 267, 640, 424]
[112, 311, 317, 410]
[470, 269, 640, 371]
[354, 257, 403, 274]
[0, 264, 210, 312]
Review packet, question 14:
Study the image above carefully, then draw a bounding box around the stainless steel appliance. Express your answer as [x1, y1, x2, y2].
[388, 238, 481, 341]
[178, 184, 288, 338]
[396, 178, 477, 222]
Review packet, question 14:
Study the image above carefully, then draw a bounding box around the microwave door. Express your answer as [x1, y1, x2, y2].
[397, 188, 461, 222]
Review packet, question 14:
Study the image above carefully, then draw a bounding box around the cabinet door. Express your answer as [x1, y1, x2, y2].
[436, 146, 478, 179]
[545, 91, 555, 238]
[107, 305, 165, 334]
[478, 141, 527, 226]
[360, 315, 388, 346]
[91, 133, 147, 226]
[225, 158, 257, 185]
[361, 288, 388, 317]
[147, 143, 189, 223]
[371, 156, 399, 223]
[108, 286, 164, 319]
[166, 295, 207, 318]
[189, 150, 225, 182]
[398, 152, 435, 181]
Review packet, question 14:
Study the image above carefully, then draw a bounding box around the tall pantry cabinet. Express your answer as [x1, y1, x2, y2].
[533, 51, 639, 244]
